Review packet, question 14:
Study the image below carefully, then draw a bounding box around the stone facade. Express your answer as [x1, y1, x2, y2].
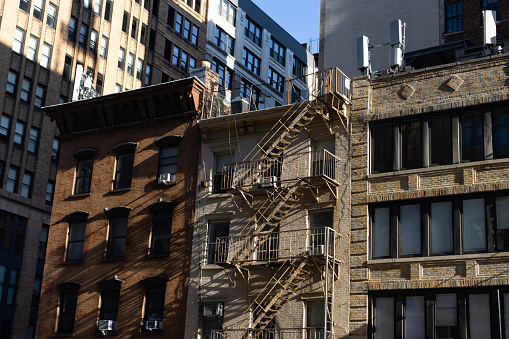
[350, 53, 509, 338]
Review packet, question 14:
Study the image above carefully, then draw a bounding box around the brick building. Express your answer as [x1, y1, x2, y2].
[0, 0, 207, 336]
[349, 51, 509, 338]
[37, 76, 204, 337]
[183, 67, 351, 338]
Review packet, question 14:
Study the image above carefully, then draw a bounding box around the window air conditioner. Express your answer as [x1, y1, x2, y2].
[145, 320, 163, 331]
[260, 176, 277, 188]
[307, 245, 325, 255]
[98, 320, 117, 331]
[159, 173, 176, 185]
[203, 303, 224, 317]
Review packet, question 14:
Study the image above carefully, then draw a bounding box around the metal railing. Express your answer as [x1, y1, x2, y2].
[213, 227, 337, 265]
[221, 150, 339, 190]
[313, 67, 351, 100]
[209, 327, 330, 339]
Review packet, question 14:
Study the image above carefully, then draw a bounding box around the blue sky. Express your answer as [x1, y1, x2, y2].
[251, 0, 321, 53]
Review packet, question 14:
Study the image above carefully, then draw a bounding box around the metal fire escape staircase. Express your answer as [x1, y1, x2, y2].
[220, 68, 350, 338]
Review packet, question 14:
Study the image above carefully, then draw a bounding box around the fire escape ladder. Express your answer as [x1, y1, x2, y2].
[232, 182, 304, 265]
[248, 259, 312, 334]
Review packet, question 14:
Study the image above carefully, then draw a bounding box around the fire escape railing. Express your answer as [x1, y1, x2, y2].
[210, 327, 329, 339]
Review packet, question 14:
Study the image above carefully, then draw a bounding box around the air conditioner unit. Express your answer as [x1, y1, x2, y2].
[145, 320, 163, 331]
[308, 245, 325, 255]
[98, 320, 117, 331]
[203, 303, 224, 317]
[260, 176, 277, 188]
[159, 173, 176, 185]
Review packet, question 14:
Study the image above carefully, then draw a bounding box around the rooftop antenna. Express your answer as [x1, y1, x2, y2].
[483, 10, 501, 56]
[357, 35, 371, 76]
[389, 19, 406, 73]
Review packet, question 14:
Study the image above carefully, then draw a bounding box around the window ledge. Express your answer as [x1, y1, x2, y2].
[368, 251, 509, 265]
[444, 31, 464, 36]
[139, 330, 164, 336]
[154, 182, 177, 188]
[368, 157, 509, 179]
[102, 256, 125, 262]
[61, 260, 84, 265]
[146, 252, 170, 259]
[68, 193, 91, 199]
[94, 330, 118, 336]
[108, 188, 132, 194]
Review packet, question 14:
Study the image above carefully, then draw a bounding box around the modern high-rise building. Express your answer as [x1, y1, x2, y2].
[0, 0, 207, 336]
[205, 0, 316, 110]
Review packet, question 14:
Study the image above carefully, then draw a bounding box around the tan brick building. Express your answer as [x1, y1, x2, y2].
[350, 52, 509, 338]
[0, 0, 207, 336]
[37, 76, 204, 337]
[184, 67, 352, 339]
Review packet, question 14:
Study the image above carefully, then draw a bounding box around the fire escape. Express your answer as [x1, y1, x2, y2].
[213, 68, 351, 339]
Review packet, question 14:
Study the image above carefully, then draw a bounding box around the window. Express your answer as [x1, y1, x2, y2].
[152, 0, 158, 16]
[104, 0, 112, 21]
[309, 209, 333, 252]
[27, 127, 39, 153]
[461, 111, 483, 162]
[47, 3, 57, 28]
[106, 208, 129, 258]
[191, 24, 199, 45]
[218, 0, 236, 25]
[293, 57, 307, 78]
[26, 35, 39, 61]
[34, 84, 45, 109]
[90, 29, 98, 52]
[202, 302, 224, 339]
[482, 0, 498, 20]
[167, 6, 175, 26]
[149, 29, 156, 50]
[6, 167, 19, 193]
[21, 172, 33, 198]
[270, 38, 286, 65]
[161, 73, 170, 83]
[212, 59, 232, 90]
[145, 64, 151, 85]
[96, 73, 103, 94]
[208, 220, 229, 264]
[189, 56, 196, 71]
[13, 27, 25, 54]
[20, 78, 32, 103]
[46, 180, 55, 205]
[115, 84, 122, 93]
[430, 114, 452, 165]
[83, 0, 90, 9]
[151, 206, 172, 255]
[122, 11, 129, 33]
[240, 78, 259, 107]
[5, 268, 18, 305]
[100, 36, 108, 58]
[98, 280, 121, 329]
[175, 12, 182, 33]
[180, 52, 188, 72]
[463, 198, 486, 252]
[66, 212, 88, 261]
[306, 300, 325, 339]
[40, 42, 52, 68]
[51, 138, 60, 164]
[6, 71, 18, 96]
[213, 153, 233, 194]
[292, 87, 302, 103]
[68, 16, 77, 42]
[183, 19, 191, 39]
[63, 55, 73, 80]
[75, 158, 93, 194]
[0, 115, 11, 142]
[142, 276, 168, 330]
[164, 39, 171, 60]
[242, 48, 260, 76]
[118, 47, 125, 69]
[14, 120, 25, 147]
[33, 0, 44, 20]
[127, 52, 134, 75]
[19, 0, 29, 12]
[78, 23, 88, 47]
[144, 0, 149, 9]
[400, 119, 421, 169]
[136, 58, 143, 80]
[172, 46, 180, 67]
[39, 224, 49, 260]
[493, 107, 509, 158]
[446, 2, 462, 34]
[268, 67, 284, 93]
[214, 25, 234, 55]
[140, 23, 147, 44]
[94, 0, 101, 15]
[56, 282, 80, 333]
[158, 145, 178, 184]
[244, 16, 262, 46]
[131, 17, 138, 39]
[114, 146, 135, 189]
[0, 212, 26, 253]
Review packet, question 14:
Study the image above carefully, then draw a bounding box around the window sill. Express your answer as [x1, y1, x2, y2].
[61, 260, 84, 265]
[94, 330, 118, 336]
[368, 251, 509, 265]
[102, 256, 125, 262]
[108, 187, 131, 194]
[444, 31, 464, 36]
[146, 252, 170, 259]
[154, 182, 176, 188]
[68, 193, 91, 199]
[139, 330, 164, 336]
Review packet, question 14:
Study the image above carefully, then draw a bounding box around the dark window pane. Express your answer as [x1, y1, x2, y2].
[372, 123, 393, 173]
[430, 115, 452, 166]
[461, 111, 483, 162]
[493, 108, 509, 158]
[401, 119, 421, 169]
